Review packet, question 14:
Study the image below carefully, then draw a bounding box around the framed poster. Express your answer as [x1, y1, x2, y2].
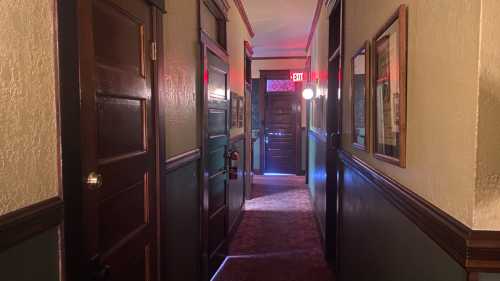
[351, 41, 370, 151]
[230, 92, 238, 128]
[238, 96, 244, 128]
[372, 5, 407, 167]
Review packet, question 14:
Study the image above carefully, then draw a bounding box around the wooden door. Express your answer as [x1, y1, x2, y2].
[204, 51, 230, 278]
[79, 0, 157, 280]
[265, 94, 299, 174]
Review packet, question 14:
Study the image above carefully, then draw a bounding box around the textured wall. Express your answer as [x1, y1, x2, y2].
[0, 0, 59, 215]
[252, 58, 307, 79]
[163, 0, 199, 158]
[227, 4, 252, 138]
[340, 0, 481, 227]
[474, 0, 500, 230]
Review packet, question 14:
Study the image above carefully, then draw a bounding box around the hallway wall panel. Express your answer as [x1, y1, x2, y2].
[228, 138, 245, 234]
[0, 228, 60, 281]
[163, 0, 199, 158]
[308, 131, 327, 241]
[163, 160, 201, 281]
[341, 0, 481, 228]
[339, 155, 467, 281]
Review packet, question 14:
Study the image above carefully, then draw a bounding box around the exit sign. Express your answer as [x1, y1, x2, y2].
[290, 72, 304, 82]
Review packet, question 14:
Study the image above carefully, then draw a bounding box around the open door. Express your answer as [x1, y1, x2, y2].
[200, 34, 231, 279]
[77, 0, 159, 280]
[325, 0, 344, 269]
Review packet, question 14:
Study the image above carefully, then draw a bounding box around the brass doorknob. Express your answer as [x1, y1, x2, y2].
[86, 172, 103, 190]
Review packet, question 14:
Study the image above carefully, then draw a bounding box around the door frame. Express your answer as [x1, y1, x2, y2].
[324, 0, 344, 271]
[58, 1, 166, 280]
[259, 70, 303, 175]
[199, 31, 230, 281]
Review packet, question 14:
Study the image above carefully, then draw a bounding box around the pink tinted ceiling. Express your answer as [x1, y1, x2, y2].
[243, 0, 318, 57]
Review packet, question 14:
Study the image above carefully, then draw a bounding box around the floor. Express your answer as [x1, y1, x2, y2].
[214, 175, 334, 281]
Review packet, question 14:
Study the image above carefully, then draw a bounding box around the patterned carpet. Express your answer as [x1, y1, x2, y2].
[214, 175, 334, 281]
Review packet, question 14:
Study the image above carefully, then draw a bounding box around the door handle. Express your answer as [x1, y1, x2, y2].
[86, 172, 103, 190]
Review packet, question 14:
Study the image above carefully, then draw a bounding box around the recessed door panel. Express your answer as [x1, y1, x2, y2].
[97, 96, 146, 160]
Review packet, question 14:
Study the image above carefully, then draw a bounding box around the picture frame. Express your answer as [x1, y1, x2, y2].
[351, 41, 370, 151]
[372, 4, 407, 167]
[230, 92, 238, 128]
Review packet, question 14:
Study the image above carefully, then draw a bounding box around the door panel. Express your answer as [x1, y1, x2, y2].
[80, 0, 157, 280]
[265, 94, 298, 174]
[205, 51, 230, 278]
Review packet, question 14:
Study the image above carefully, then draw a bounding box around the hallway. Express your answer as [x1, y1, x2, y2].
[214, 176, 334, 281]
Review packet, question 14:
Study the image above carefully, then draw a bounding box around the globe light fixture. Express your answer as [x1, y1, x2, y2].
[302, 87, 314, 100]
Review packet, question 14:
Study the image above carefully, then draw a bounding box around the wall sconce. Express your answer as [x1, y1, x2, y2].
[302, 87, 314, 100]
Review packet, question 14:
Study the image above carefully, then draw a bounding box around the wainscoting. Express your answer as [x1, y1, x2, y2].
[228, 137, 245, 237]
[163, 149, 202, 281]
[0, 198, 63, 281]
[308, 130, 327, 242]
[338, 151, 500, 281]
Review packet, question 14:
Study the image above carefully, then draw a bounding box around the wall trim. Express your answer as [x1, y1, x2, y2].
[0, 197, 64, 252]
[232, 0, 255, 38]
[252, 56, 308, 61]
[165, 149, 201, 173]
[305, 0, 324, 53]
[338, 150, 500, 273]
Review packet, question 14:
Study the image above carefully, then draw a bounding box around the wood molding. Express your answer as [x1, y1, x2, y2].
[232, 0, 255, 38]
[147, 0, 165, 12]
[165, 149, 201, 173]
[338, 150, 500, 273]
[305, 0, 324, 53]
[0, 197, 64, 252]
[201, 31, 229, 63]
[244, 41, 254, 57]
[252, 56, 308, 61]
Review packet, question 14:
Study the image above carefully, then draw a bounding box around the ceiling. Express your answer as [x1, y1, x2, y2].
[243, 0, 318, 58]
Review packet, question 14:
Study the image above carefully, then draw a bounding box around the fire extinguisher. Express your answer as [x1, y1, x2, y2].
[227, 150, 240, 180]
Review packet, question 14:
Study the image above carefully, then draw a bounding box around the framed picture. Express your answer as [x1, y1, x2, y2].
[351, 41, 370, 151]
[372, 5, 407, 167]
[238, 96, 244, 128]
[230, 92, 238, 128]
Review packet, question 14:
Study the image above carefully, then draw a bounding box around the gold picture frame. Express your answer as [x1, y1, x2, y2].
[372, 5, 407, 167]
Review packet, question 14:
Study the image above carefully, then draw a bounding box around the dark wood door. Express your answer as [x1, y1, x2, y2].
[265, 94, 299, 174]
[205, 51, 230, 278]
[79, 0, 157, 280]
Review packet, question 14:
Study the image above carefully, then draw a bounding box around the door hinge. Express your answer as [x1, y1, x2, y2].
[151, 41, 157, 61]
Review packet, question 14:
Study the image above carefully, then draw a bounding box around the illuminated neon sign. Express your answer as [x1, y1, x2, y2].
[290, 72, 304, 82]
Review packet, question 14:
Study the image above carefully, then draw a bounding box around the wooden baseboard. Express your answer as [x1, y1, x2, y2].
[0, 197, 64, 252]
[338, 150, 500, 273]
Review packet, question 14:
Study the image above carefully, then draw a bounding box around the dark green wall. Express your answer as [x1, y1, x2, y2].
[308, 131, 327, 239]
[228, 139, 245, 231]
[0, 228, 60, 281]
[340, 162, 468, 281]
[164, 161, 200, 281]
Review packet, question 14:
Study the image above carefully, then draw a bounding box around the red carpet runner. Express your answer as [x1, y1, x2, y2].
[214, 175, 334, 281]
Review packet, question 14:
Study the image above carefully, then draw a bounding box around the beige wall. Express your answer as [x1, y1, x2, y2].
[474, 0, 500, 230]
[252, 58, 307, 78]
[0, 0, 60, 215]
[227, 4, 252, 137]
[163, 0, 199, 158]
[340, 0, 481, 227]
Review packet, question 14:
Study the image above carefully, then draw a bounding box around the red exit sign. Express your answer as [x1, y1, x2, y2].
[290, 72, 304, 82]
